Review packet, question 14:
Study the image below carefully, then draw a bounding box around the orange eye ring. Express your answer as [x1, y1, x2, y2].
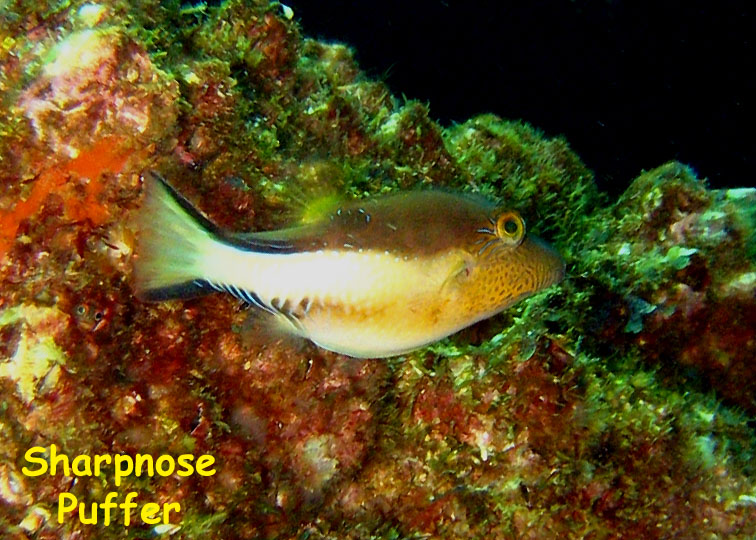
[495, 211, 525, 245]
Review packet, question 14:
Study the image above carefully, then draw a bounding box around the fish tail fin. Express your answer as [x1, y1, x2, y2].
[133, 172, 222, 301]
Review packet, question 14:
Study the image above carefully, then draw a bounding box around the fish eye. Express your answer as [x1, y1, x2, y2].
[495, 211, 525, 245]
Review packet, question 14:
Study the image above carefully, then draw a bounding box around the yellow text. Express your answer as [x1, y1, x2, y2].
[23, 445, 216, 486]
[57, 491, 181, 526]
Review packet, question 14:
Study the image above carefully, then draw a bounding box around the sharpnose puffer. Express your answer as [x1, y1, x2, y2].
[133, 173, 565, 358]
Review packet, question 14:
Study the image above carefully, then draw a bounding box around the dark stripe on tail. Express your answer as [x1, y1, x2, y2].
[137, 279, 216, 301]
[148, 171, 296, 254]
[139, 277, 276, 312]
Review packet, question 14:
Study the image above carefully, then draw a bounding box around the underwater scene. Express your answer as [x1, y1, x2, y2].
[0, 1, 755, 538]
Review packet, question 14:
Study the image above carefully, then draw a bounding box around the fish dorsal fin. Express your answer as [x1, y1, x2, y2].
[298, 193, 344, 225]
[265, 158, 348, 225]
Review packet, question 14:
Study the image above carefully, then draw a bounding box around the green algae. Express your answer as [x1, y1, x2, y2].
[444, 114, 603, 244]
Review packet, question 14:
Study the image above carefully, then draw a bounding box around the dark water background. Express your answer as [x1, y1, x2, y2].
[286, 0, 755, 196]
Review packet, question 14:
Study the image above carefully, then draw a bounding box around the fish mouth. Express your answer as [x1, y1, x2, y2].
[523, 235, 566, 288]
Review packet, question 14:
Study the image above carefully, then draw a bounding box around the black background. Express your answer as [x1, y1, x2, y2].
[286, 0, 754, 195]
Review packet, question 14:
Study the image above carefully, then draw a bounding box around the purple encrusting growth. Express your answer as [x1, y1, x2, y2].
[0, 0, 755, 538]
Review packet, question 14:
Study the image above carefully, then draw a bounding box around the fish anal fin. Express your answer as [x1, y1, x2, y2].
[237, 307, 306, 352]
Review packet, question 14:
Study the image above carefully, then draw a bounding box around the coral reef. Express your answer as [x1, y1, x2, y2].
[0, 0, 754, 539]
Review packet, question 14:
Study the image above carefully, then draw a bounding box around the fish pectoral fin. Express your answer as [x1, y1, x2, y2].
[440, 251, 475, 293]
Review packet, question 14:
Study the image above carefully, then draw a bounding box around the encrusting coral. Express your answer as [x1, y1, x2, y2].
[0, 1, 754, 538]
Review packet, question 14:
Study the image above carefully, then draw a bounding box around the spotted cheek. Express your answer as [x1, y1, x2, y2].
[458, 271, 500, 316]
[488, 268, 517, 310]
[478, 265, 541, 312]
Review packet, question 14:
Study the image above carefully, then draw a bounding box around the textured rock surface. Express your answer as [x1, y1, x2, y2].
[0, 1, 754, 538]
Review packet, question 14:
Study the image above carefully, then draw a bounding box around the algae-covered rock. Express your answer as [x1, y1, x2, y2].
[0, 1, 754, 539]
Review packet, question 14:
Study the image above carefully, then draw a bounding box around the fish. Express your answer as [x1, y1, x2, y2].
[133, 172, 565, 358]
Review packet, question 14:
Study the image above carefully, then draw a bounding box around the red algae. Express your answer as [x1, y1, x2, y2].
[0, 136, 132, 257]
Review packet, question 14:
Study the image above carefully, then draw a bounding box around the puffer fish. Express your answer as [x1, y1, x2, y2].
[133, 173, 565, 358]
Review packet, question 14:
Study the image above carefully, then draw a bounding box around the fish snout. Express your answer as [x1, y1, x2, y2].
[524, 235, 566, 289]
